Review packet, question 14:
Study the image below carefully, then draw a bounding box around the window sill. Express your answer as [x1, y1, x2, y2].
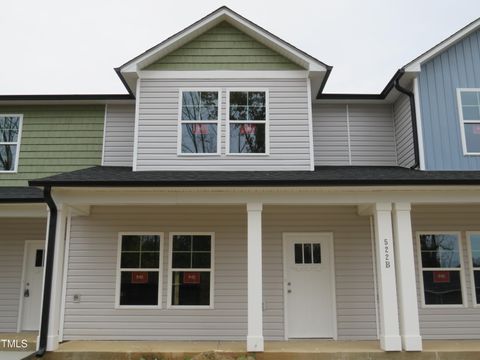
[421, 304, 467, 309]
[115, 305, 163, 310]
[177, 153, 221, 157]
[225, 153, 270, 157]
[167, 305, 214, 310]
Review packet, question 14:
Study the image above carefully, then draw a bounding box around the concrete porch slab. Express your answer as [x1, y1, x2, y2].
[34, 339, 480, 360]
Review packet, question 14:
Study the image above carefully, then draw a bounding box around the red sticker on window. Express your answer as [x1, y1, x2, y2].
[473, 125, 480, 134]
[131, 271, 149, 284]
[433, 271, 450, 283]
[240, 124, 257, 135]
[183, 272, 201, 284]
[192, 124, 209, 135]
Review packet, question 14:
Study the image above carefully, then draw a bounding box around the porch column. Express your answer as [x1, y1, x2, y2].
[372, 203, 402, 351]
[38, 204, 68, 351]
[247, 202, 264, 352]
[392, 203, 422, 351]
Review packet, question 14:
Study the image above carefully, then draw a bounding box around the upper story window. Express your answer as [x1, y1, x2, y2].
[417, 232, 465, 306]
[0, 115, 22, 172]
[228, 90, 267, 154]
[180, 90, 220, 155]
[457, 89, 480, 155]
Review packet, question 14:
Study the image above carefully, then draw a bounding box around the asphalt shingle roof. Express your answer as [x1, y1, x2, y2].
[0, 186, 44, 203]
[27, 166, 480, 187]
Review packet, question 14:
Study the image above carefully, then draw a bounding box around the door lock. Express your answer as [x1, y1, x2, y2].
[24, 289, 30, 297]
[287, 289, 292, 293]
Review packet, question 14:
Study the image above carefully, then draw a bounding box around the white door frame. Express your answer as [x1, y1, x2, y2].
[17, 240, 45, 332]
[282, 232, 337, 340]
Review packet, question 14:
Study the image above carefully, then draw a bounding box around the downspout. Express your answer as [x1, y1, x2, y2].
[36, 186, 57, 357]
[394, 69, 420, 169]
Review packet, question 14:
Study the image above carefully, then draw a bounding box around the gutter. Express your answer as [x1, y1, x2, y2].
[36, 187, 57, 357]
[393, 69, 420, 169]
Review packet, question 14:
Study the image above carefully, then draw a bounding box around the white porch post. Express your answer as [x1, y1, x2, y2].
[246, 202, 264, 352]
[372, 203, 402, 351]
[392, 203, 422, 351]
[41, 204, 67, 351]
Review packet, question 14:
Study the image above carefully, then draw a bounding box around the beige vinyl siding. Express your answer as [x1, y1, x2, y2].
[103, 104, 135, 167]
[0, 218, 46, 332]
[312, 104, 350, 165]
[63, 205, 376, 341]
[136, 78, 311, 171]
[348, 104, 397, 166]
[412, 205, 480, 339]
[393, 93, 415, 168]
[143, 22, 303, 71]
[312, 103, 397, 166]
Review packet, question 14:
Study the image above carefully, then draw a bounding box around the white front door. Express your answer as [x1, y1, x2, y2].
[283, 233, 335, 338]
[20, 241, 45, 331]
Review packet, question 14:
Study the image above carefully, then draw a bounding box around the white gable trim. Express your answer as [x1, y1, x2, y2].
[405, 17, 480, 72]
[120, 7, 328, 74]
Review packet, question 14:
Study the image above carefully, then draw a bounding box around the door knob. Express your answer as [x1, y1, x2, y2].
[287, 282, 291, 286]
[24, 289, 30, 297]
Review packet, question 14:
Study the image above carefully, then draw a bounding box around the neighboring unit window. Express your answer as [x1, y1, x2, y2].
[228, 91, 267, 154]
[0, 115, 21, 172]
[418, 233, 463, 305]
[468, 233, 480, 304]
[170, 234, 213, 307]
[180, 91, 219, 154]
[118, 234, 162, 307]
[458, 90, 480, 153]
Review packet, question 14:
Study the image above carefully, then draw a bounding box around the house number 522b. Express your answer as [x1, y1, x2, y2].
[383, 238, 391, 269]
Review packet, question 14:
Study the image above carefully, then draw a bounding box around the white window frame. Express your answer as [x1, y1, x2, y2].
[466, 231, 480, 307]
[115, 232, 164, 309]
[416, 231, 467, 308]
[226, 88, 270, 156]
[456, 88, 480, 155]
[167, 232, 215, 309]
[0, 114, 23, 173]
[177, 88, 222, 156]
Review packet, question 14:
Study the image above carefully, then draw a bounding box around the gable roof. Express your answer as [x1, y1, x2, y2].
[404, 17, 480, 72]
[117, 6, 331, 96]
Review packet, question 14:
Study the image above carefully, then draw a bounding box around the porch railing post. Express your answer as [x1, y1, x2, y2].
[392, 202, 422, 351]
[246, 202, 264, 352]
[372, 202, 402, 351]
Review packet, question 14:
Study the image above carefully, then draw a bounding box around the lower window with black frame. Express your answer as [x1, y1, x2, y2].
[169, 234, 213, 307]
[118, 233, 162, 307]
[418, 233, 464, 305]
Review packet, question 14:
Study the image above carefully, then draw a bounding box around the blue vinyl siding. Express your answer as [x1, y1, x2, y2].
[419, 29, 480, 170]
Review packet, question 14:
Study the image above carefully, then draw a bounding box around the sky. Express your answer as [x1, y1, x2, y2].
[0, 0, 479, 95]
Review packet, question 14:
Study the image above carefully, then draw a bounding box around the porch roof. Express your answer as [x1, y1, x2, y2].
[0, 186, 44, 203]
[28, 165, 480, 187]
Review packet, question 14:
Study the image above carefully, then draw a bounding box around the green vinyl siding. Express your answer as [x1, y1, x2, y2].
[0, 105, 104, 186]
[144, 22, 304, 71]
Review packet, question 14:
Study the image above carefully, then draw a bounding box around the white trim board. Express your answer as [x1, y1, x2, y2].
[120, 8, 327, 73]
[138, 70, 308, 79]
[466, 231, 480, 307]
[405, 18, 480, 72]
